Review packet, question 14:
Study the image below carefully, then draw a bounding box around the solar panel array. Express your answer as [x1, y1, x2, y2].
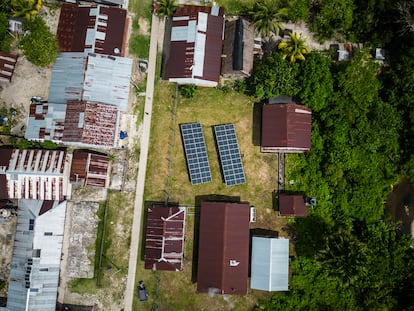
[180, 123, 212, 185]
[214, 124, 246, 186]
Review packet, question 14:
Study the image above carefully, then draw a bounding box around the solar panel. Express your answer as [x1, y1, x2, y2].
[214, 124, 246, 186]
[180, 123, 212, 185]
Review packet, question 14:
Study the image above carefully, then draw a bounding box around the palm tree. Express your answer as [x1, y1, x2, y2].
[396, 1, 414, 35]
[11, 0, 42, 19]
[250, 0, 287, 37]
[278, 32, 311, 63]
[156, 0, 177, 20]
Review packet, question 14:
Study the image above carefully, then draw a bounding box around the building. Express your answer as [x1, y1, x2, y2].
[57, 3, 128, 56]
[70, 150, 110, 187]
[250, 237, 289, 292]
[0, 52, 17, 82]
[25, 100, 119, 149]
[221, 17, 261, 78]
[8, 18, 23, 34]
[261, 96, 312, 153]
[1, 200, 66, 311]
[0, 149, 70, 201]
[279, 193, 308, 217]
[197, 201, 250, 295]
[167, 5, 224, 87]
[48, 52, 132, 112]
[144, 204, 186, 271]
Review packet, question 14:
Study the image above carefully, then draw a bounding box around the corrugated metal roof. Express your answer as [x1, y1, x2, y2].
[6, 200, 66, 311]
[70, 150, 109, 187]
[0, 52, 17, 82]
[197, 201, 249, 295]
[250, 237, 289, 291]
[57, 3, 127, 56]
[144, 205, 186, 271]
[261, 100, 312, 153]
[168, 5, 224, 87]
[279, 194, 308, 217]
[0, 149, 69, 201]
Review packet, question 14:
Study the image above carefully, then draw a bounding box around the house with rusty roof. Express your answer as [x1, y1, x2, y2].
[167, 5, 224, 87]
[57, 3, 128, 57]
[0, 52, 17, 83]
[144, 204, 186, 271]
[221, 17, 261, 78]
[70, 150, 109, 187]
[0, 149, 70, 201]
[25, 100, 119, 149]
[261, 96, 312, 153]
[48, 52, 132, 112]
[197, 201, 250, 295]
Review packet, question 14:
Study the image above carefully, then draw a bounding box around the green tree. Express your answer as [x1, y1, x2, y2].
[278, 32, 310, 63]
[0, 12, 8, 42]
[156, 0, 177, 19]
[11, 0, 42, 19]
[19, 16, 58, 67]
[250, 0, 287, 37]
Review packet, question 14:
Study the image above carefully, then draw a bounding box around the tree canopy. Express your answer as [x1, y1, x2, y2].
[278, 32, 311, 63]
[11, 0, 42, 19]
[249, 0, 287, 37]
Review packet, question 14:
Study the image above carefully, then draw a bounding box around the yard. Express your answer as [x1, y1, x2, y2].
[133, 81, 287, 310]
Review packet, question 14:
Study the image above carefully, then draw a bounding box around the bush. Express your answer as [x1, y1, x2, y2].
[128, 34, 150, 59]
[179, 84, 197, 98]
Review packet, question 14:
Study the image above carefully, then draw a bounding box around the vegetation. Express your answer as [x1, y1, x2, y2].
[249, 0, 287, 37]
[179, 84, 197, 99]
[11, 0, 42, 19]
[278, 32, 310, 63]
[129, 34, 150, 59]
[19, 16, 58, 67]
[156, 0, 178, 19]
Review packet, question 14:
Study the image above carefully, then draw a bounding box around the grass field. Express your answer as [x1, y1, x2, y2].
[133, 82, 286, 310]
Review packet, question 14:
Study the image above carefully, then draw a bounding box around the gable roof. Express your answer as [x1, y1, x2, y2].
[197, 201, 250, 295]
[25, 100, 118, 148]
[0, 149, 69, 200]
[261, 97, 312, 153]
[251, 237, 289, 291]
[57, 3, 127, 56]
[70, 150, 109, 187]
[0, 52, 17, 82]
[167, 5, 224, 87]
[48, 52, 132, 111]
[279, 194, 308, 217]
[144, 205, 186, 271]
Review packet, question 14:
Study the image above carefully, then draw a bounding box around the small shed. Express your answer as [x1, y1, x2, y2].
[261, 96, 312, 153]
[279, 193, 307, 217]
[144, 205, 186, 271]
[197, 201, 250, 295]
[0, 52, 17, 82]
[251, 237, 289, 291]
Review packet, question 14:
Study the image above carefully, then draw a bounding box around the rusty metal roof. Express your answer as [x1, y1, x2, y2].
[144, 204, 186, 271]
[57, 3, 127, 56]
[197, 201, 250, 295]
[279, 194, 308, 217]
[167, 5, 224, 87]
[0, 149, 69, 200]
[0, 52, 17, 82]
[261, 99, 312, 153]
[70, 150, 109, 187]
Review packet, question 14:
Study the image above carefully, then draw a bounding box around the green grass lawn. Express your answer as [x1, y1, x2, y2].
[134, 82, 283, 310]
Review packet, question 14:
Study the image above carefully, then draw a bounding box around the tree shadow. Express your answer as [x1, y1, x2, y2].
[191, 194, 241, 283]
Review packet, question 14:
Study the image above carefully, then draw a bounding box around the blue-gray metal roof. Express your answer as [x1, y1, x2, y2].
[250, 237, 289, 291]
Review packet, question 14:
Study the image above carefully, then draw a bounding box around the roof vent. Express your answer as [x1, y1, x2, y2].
[114, 47, 120, 54]
[229, 260, 240, 267]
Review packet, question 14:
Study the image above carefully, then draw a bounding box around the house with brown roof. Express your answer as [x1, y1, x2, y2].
[167, 5, 224, 87]
[197, 201, 250, 295]
[0, 149, 70, 201]
[278, 193, 308, 217]
[0, 52, 17, 82]
[221, 17, 261, 78]
[261, 96, 312, 153]
[144, 204, 186, 271]
[70, 150, 109, 187]
[25, 100, 118, 149]
[57, 3, 128, 56]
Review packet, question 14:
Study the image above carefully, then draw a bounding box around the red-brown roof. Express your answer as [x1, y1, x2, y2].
[167, 5, 224, 86]
[197, 201, 250, 295]
[279, 194, 308, 217]
[70, 150, 109, 187]
[0, 52, 17, 82]
[144, 205, 186, 271]
[261, 100, 312, 153]
[57, 3, 127, 56]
